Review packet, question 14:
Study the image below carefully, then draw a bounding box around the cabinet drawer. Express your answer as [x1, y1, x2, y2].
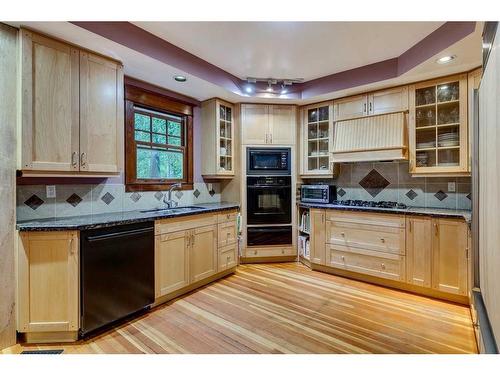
[325, 210, 405, 228]
[218, 221, 237, 247]
[155, 213, 217, 235]
[219, 243, 237, 271]
[327, 247, 405, 281]
[326, 220, 405, 255]
[217, 210, 239, 223]
[244, 246, 296, 258]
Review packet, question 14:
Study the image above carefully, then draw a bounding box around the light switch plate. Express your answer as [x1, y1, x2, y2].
[448, 182, 456, 192]
[46, 185, 56, 198]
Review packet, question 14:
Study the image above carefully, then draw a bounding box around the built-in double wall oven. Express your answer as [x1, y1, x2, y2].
[246, 148, 292, 247]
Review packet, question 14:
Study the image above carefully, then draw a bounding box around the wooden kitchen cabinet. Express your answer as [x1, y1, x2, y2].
[79, 51, 124, 173]
[190, 225, 218, 283]
[309, 209, 326, 265]
[241, 104, 296, 145]
[17, 231, 79, 341]
[155, 230, 190, 297]
[19, 30, 80, 172]
[201, 99, 235, 178]
[406, 216, 432, 288]
[334, 86, 408, 122]
[408, 74, 468, 175]
[300, 102, 334, 177]
[19, 29, 123, 176]
[432, 218, 468, 296]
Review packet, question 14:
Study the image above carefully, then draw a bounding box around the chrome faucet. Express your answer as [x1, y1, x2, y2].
[163, 183, 182, 208]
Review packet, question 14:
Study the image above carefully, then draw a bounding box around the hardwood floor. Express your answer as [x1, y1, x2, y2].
[2, 263, 477, 354]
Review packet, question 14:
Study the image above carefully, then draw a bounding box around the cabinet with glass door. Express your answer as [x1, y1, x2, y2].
[201, 99, 235, 178]
[301, 102, 334, 177]
[409, 74, 469, 175]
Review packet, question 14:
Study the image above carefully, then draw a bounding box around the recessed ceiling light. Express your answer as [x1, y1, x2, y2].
[436, 55, 456, 64]
[245, 85, 254, 94]
[174, 75, 187, 82]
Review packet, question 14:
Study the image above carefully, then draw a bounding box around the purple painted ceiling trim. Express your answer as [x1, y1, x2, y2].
[71, 21, 476, 101]
[397, 21, 476, 75]
[299, 21, 476, 99]
[71, 21, 245, 95]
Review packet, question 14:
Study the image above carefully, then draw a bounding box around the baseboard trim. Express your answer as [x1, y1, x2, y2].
[240, 256, 297, 264]
[21, 331, 78, 344]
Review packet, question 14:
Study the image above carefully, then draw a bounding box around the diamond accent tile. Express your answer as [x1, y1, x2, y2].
[434, 190, 448, 201]
[209, 189, 216, 197]
[358, 169, 390, 198]
[175, 190, 183, 199]
[154, 191, 164, 201]
[466, 193, 472, 200]
[193, 189, 201, 198]
[130, 192, 142, 203]
[337, 188, 346, 197]
[66, 193, 82, 207]
[101, 192, 115, 205]
[24, 194, 44, 210]
[405, 189, 418, 200]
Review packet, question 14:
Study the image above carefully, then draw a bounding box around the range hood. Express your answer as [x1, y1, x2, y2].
[331, 112, 408, 163]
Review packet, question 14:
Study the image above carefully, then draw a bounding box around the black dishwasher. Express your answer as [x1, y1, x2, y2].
[80, 221, 155, 337]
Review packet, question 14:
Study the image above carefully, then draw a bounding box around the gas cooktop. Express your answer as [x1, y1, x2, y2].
[331, 200, 408, 210]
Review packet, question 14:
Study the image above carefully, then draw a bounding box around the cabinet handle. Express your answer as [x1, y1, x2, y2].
[409, 220, 412, 232]
[341, 256, 345, 261]
[369, 102, 372, 113]
[322, 214, 324, 224]
[69, 238, 74, 254]
[363, 103, 367, 114]
[281, 249, 285, 254]
[434, 223, 439, 236]
[381, 263, 386, 270]
[187, 234, 191, 247]
[380, 238, 385, 243]
[71, 152, 78, 167]
[270, 134, 273, 144]
[340, 232, 345, 237]
[254, 250, 258, 255]
[191, 234, 195, 246]
[80, 152, 87, 167]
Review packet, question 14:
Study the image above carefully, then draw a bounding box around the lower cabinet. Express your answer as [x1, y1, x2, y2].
[431, 218, 468, 296]
[190, 225, 218, 283]
[155, 210, 239, 300]
[17, 231, 79, 339]
[155, 230, 190, 298]
[406, 216, 432, 288]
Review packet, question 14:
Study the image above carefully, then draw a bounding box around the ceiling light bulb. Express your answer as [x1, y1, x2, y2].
[174, 75, 187, 82]
[245, 85, 253, 93]
[436, 55, 456, 64]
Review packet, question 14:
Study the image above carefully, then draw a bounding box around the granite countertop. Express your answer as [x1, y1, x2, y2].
[298, 202, 471, 223]
[17, 202, 240, 231]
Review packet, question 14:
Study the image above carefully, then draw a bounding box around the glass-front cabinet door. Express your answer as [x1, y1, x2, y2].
[201, 99, 235, 178]
[301, 102, 334, 177]
[217, 102, 233, 174]
[409, 74, 469, 175]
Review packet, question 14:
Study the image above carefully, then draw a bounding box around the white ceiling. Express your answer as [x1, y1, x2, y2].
[133, 21, 445, 81]
[11, 21, 483, 105]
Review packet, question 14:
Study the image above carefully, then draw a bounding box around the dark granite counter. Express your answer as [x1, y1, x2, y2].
[298, 202, 471, 222]
[17, 202, 240, 231]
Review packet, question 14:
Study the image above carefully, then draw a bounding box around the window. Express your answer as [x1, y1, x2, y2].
[125, 84, 193, 191]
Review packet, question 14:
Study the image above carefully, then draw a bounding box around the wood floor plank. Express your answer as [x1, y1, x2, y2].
[1, 263, 477, 354]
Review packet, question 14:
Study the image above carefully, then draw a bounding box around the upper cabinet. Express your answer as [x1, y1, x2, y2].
[241, 104, 295, 145]
[201, 99, 235, 178]
[409, 74, 468, 175]
[19, 29, 124, 176]
[300, 102, 334, 177]
[333, 86, 408, 122]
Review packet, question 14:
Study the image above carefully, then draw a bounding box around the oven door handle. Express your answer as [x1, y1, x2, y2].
[248, 227, 291, 232]
[248, 185, 291, 189]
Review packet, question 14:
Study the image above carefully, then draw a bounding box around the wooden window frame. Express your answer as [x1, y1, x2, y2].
[125, 84, 193, 192]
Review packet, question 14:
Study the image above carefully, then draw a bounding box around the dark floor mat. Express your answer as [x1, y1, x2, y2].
[21, 349, 64, 354]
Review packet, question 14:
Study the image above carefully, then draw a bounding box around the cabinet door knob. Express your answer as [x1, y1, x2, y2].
[381, 263, 386, 270]
[340, 232, 345, 237]
[380, 238, 385, 243]
[341, 256, 345, 261]
[254, 250, 258, 255]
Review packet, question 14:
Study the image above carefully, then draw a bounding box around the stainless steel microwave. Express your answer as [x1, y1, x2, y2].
[300, 184, 337, 204]
[246, 148, 291, 175]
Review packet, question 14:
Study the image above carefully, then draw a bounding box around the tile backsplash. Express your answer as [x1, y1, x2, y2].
[17, 182, 221, 221]
[303, 161, 471, 210]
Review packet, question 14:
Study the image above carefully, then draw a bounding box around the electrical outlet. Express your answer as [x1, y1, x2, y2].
[46, 185, 56, 198]
[208, 183, 213, 191]
[448, 182, 456, 192]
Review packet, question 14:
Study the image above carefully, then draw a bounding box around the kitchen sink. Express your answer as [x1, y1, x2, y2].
[140, 206, 205, 213]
